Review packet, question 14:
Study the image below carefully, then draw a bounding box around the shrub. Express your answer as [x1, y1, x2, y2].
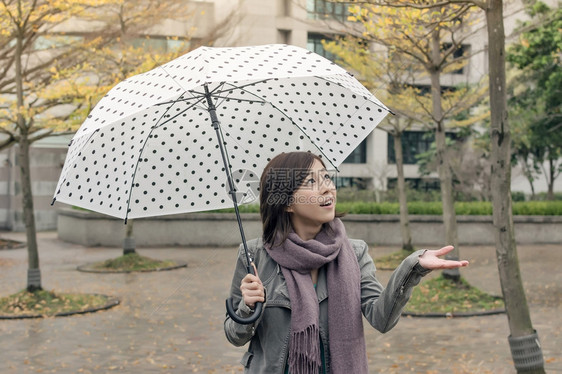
[209, 201, 562, 215]
[513, 201, 562, 215]
[455, 201, 493, 215]
[336, 201, 560, 215]
[408, 201, 442, 214]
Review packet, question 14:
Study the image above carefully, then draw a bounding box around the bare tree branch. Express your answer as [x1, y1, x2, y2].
[0, 136, 15, 151]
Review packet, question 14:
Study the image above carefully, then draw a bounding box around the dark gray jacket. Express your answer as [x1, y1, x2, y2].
[224, 237, 430, 373]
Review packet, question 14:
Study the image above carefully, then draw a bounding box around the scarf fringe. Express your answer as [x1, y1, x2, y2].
[289, 324, 321, 374]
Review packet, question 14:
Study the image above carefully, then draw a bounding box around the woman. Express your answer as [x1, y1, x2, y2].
[224, 151, 468, 374]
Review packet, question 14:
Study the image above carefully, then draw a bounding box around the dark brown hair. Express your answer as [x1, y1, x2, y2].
[260, 151, 342, 247]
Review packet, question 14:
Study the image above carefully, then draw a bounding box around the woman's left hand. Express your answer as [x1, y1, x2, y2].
[418, 245, 469, 270]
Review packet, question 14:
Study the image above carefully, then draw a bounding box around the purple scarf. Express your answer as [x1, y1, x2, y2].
[265, 218, 368, 374]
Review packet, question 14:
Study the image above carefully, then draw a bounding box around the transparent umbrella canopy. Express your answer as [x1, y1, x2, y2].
[53, 44, 390, 323]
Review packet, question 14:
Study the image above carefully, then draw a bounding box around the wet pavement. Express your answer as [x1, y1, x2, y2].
[0, 231, 560, 373]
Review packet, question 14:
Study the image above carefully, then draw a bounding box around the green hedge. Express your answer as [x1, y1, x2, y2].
[213, 201, 562, 215]
[512, 201, 562, 215]
[337, 201, 562, 215]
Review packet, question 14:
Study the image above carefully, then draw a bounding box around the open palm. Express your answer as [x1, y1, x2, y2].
[418, 245, 469, 270]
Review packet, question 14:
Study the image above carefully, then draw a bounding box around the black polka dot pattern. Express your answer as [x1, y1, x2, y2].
[54, 44, 389, 219]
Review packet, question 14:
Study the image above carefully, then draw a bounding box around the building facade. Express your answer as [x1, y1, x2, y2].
[1, 0, 559, 231]
[208, 0, 560, 193]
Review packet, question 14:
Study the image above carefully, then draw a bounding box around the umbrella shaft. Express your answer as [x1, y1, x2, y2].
[204, 84, 254, 275]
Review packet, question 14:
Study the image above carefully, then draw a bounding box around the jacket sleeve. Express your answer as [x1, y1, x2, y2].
[224, 243, 266, 347]
[356, 240, 431, 333]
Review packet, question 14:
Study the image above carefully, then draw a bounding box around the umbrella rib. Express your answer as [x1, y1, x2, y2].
[52, 129, 100, 205]
[156, 83, 224, 112]
[192, 79, 270, 96]
[309, 76, 391, 165]
[153, 96, 206, 129]
[207, 82, 231, 111]
[123, 93, 190, 221]
[156, 83, 262, 172]
[314, 76, 391, 113]
[187, 81, 226, 98]
[282, 113, 339, 172]
[211, 95, 267, 104]
[216, 81, 340, 171]
[217, 81, 275, 113]
[190, 80, 271, 109]
[155, 96, 205, 106]
[323, 95, 386, 158]
[207, 82, 269, 170]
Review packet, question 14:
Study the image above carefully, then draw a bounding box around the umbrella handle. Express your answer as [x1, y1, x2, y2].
[226, 298, 263, 325]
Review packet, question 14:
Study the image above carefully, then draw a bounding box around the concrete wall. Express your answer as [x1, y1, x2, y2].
[0, 144, 67, 231]
[57, 208, 562, 248]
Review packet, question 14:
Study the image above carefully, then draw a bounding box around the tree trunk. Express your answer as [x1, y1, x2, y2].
[486, 1, 545, 372]
[15, 19, 41, 292]
[19, 135, 42, 291]
[517, 155, 535, 199]
[546, 157, 554, 200]
[393, 132, 413, 251]
[123, 219, 136, 255]
[528, 179, 535, 200]
[429, 29, 460, 280]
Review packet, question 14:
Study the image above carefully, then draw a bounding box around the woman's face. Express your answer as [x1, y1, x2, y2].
[287, 159, 337, 236]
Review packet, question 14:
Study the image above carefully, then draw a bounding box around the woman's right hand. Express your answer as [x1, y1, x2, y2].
[240, 263, 265, 309]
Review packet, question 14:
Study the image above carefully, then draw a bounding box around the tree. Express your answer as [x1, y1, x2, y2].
[65, 1, 222, 256]
[334, 0, 546, 371]
[324, 39, 423, 251]
[510, 116, 541, 198]
[0, 0, 103, 291]
[485, 2, 545, 370]
[417, 126, 492, 201]
[328, 2, 486, 278]
[507, 1, 561, 200]
[0, 0, 226, 291]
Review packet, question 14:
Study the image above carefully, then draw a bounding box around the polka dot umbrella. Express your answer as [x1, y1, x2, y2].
[52, 44, 390, 323]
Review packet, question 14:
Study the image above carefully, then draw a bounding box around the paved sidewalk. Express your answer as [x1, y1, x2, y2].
[0, 231, 560, 373]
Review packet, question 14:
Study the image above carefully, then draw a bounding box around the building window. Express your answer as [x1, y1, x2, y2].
[343, 139, 367, 164]
[387, 131, 433, 165]
[388, 131, 461, 165]
[442, 43, 470, 74]
[407, 84, 457, 96]
[307, 33, 335, 61]
[278, 29, 291, 44]
[307, 0, 348, 22]
[387, 178, 440, 191]
[336, 177, 368, 189]
[33, 34, 84, 50]
[410, 84, 431, 96]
